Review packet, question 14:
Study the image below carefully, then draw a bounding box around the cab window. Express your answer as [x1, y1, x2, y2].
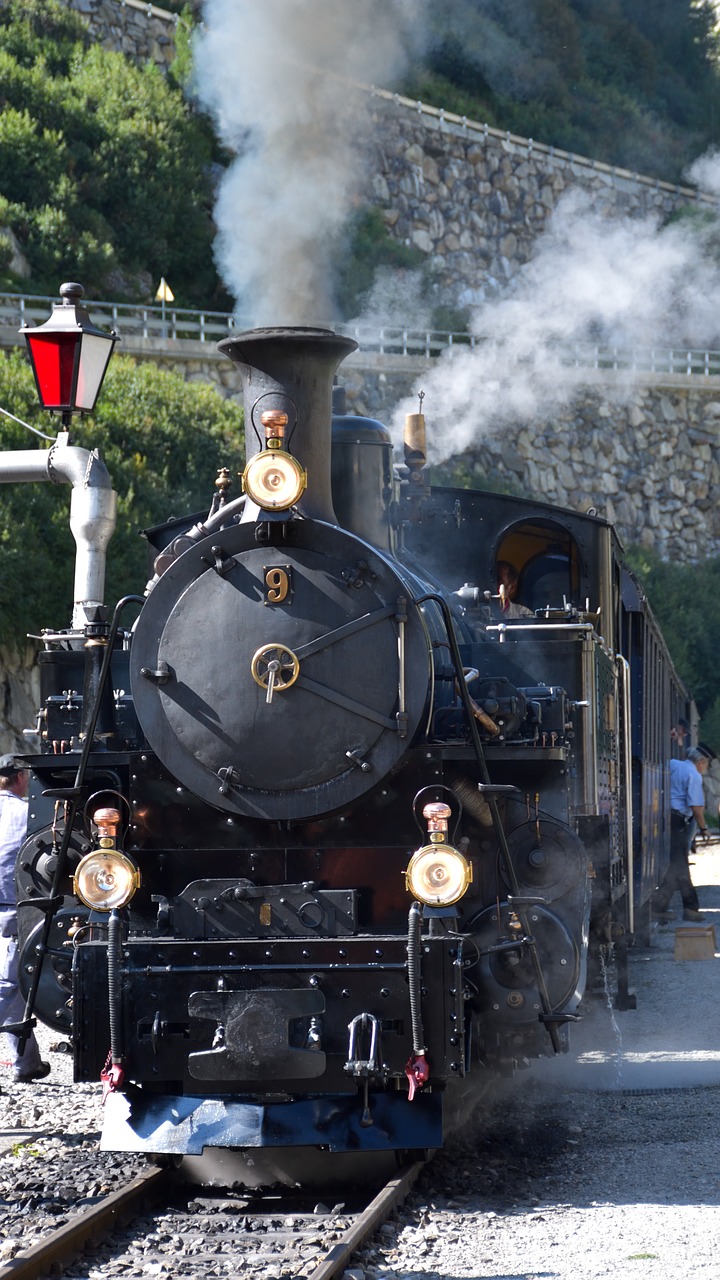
[494, 521, 581, 614]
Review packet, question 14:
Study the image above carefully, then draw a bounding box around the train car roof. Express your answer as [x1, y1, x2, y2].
[431, 482, 624, 549]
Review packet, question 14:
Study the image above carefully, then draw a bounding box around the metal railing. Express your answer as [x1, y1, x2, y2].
[0, 292, 475, 356]
[0, 292, 238, 345]
[566, 343, 720, 378]
[1, 292, 719, 376]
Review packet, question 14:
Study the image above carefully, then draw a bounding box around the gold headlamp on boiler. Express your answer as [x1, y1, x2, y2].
[404, 801, 472, 907]
[73, 807, 140, 912]
[242, 410, 307, 511]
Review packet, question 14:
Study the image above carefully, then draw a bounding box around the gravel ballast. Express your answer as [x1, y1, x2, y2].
[2, 848, 720, 1278]
[359, 843, 720, 1280]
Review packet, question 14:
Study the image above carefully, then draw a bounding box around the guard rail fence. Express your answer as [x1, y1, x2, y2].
[1, 292, 719, 377]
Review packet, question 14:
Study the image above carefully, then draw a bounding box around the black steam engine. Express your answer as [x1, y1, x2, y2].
[13, 325, 688, 1160]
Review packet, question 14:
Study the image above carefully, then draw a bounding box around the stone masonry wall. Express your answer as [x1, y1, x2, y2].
[60, 0, 713, 306]
[365, 94, 712, 306]
[441, 377, 720, 563]
[131, 342, 720, 563]
[324, 368, 720, 563]
[64, 0, 180, 71]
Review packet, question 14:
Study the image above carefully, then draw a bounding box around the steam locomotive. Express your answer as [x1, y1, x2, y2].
[12, 325, 689, 1162]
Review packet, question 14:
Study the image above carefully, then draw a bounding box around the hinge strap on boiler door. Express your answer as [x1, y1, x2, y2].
[396, 596, 408, 737]
[412, 591, 562, 1054]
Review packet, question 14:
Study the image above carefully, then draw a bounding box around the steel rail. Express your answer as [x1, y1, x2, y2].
[0, 1165, 170, 1280]
[0, 1157, 424, 1280]
[307, 1158, 426, 1280]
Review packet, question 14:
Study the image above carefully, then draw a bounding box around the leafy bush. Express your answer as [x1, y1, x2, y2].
[0, 350, 244, 644]
[0, 0, 225, 307]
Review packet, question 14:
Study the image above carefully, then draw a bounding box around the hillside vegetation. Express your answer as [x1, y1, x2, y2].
[0, 351, 244, 643]
[0, 0, 226, 307]
[405, 0, 720, 185]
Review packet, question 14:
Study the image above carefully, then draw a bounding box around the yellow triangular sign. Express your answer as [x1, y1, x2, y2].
[155, 277, 175, 303]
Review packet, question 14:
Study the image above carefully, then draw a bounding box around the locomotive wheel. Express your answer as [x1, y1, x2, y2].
[16, 907, 91, 1032]
[464, 901, 580, 1015]
[502, 814, 586, 899]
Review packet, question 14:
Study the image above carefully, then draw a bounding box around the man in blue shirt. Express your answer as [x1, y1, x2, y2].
[653, 746, 713, 923]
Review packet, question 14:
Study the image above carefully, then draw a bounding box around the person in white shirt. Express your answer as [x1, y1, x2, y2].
[0, 754, 50, 1084]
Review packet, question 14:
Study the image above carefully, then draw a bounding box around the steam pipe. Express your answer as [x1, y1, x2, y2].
[0, 431, 117, 630]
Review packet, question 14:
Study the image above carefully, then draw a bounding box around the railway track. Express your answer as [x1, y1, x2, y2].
[0, 1155, 426, 1280]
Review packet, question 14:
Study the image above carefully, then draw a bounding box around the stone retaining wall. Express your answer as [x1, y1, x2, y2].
[0, 645, 40, 755]
[439, 374, 720, 563]
[60, 0, 712, 306]
[366, 94, 711, 305]
[342, 364, 720, 563]
[76, 338, 720, 563]
[65, 0, 180, 70]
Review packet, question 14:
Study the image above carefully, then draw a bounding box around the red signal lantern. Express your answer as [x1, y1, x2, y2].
[21, 282, 118, 420]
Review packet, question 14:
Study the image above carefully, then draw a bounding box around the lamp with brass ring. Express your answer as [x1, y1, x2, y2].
[242, 409, 306, 511]
[405, 801, 472, 907]
[73, 807, 140, 911]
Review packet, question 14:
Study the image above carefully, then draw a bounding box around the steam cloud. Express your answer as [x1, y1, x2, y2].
[392, 180, 720, 462]
[194, 0, 427, 325]
[193, 0, 720, 466]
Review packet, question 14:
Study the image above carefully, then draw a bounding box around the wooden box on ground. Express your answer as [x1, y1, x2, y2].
[674, 925, 717, 961]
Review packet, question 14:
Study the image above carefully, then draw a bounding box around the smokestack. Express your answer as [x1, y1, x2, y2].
[219, 326, 357, 523]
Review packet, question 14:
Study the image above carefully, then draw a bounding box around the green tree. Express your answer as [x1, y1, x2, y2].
[626, 546, 720, 755]
[0, 0, 225, 307]
[0, 350, 244, 644]
[403, 0, 720, 184]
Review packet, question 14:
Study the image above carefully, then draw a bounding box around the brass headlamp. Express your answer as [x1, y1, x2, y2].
[404, 801, 472, 907]
[242, 409, 306, 511]
[73, 807, 140, 912]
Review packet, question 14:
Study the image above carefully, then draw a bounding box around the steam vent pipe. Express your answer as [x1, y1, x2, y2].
[218, 326, 358, 523]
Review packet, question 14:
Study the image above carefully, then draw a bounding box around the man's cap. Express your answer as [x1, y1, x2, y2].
[0, 754, 23, 776]
[698, 742, 717, 762]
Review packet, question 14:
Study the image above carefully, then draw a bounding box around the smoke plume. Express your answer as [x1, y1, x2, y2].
[391, 185, 720, 462]
[194, 0, 427, 325]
